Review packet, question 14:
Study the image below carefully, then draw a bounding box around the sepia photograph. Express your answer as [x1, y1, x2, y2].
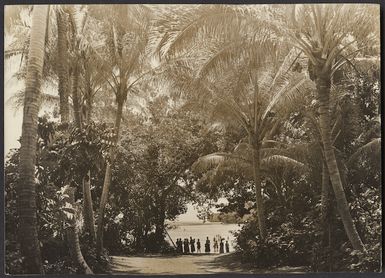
[3, 3, 382, 275]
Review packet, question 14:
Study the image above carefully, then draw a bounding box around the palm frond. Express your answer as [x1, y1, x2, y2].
[7, 90, 59, 110]
[347, 138, 381, 165]
[262, 72, 314, 120]
[192, 152, 251, 174]
[260, 155, 306, 172]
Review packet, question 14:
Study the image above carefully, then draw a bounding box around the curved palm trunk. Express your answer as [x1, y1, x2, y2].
[250, 138, 267, 239]
[17, 5, 49, 274]
[64, 187, 93, 274]
[83, 171, 95, 241]
[56, 9, 70, 124]
[96, 100, 124, 256]
[317, 74, 365, 252]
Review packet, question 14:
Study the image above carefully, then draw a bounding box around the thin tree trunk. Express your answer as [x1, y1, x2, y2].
[328, 221, 333, 272]
[83, 171, 95, 241]
[71, 64, 82, 129]
[320, 162, 330, 239]
[317, 74, 365, 252]
[320, 162, 332, 271]
[79, 80, 96, 242]
[56, 9, 70, 124]
[84, 74, 93, 124]
[250, 137, 267, 239]
[96, 100, 124, 256]
[86, 93, 93, 124]
[17, 5, 49, 274]
[64, 187, 93, 274]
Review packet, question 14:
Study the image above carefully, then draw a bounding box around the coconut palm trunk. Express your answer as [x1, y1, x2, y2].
[81, 85, 96, 242]
[64, 187, 93, 274]
[17, 5, 49, 274]
[56, 9, 70, 124]
[316, 73, 365, 252]
[320, 162, 331, 239]
[250, 136, 267, 239]
[82, 171, 95, 241]
[96, 99, 124, 256]
[320, 162, 333, 271]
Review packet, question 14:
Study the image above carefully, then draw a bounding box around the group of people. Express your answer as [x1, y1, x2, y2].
[175, 235, 230, 254]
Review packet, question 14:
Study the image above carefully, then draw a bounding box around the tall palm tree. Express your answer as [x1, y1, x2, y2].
[52, 5, 95, 270]
[155, 6, 312, 238]
[68, 5, 106, 242]
[60, 5, 108, 243]
[273, 4, 379, 251]
[17, 5, 49, 274]
[173, 45, 311, 238]
[90, 4, 153, 255]
[156, 3, 379, 252]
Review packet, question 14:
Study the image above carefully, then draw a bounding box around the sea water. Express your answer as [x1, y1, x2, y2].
[166, 222, 242, 251]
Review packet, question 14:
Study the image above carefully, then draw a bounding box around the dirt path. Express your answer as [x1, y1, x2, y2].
[111, 253, 307, 275]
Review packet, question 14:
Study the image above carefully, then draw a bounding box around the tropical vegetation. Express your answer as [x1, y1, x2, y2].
[4, 4, 381, 274]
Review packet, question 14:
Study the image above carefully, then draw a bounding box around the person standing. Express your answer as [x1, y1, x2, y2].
[184, 238, 190, 253]
[205, 237, 210, 253]
[225, 240, 230, 253]
[219, 239, 224, 253]
[176, 239, 180, 253]
[178, 238, 183, 253]
[213, 239, 218, 253]
[197, 239, 201, 253]
[190, 237, 195, 253]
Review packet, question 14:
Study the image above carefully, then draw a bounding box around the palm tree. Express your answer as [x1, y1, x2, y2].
[17, 5, 49, 274]
[90, 4, 153, 255]
[273, 4, 379, 251]
[156, 3, 379, 251]
[68, 5, 106, 242]
[177, 45, 311, 238]
[60, 5, 108, 243]
[154, 6, 312, 238]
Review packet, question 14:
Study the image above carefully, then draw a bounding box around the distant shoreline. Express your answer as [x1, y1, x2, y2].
[167, 221, 242, 227]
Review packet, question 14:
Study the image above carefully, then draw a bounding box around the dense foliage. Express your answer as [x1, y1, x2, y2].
[4, 4, 381, 274]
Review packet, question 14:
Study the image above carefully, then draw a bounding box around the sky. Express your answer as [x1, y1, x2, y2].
[4, 53, 56, 158]
[4, 54, 23, 157]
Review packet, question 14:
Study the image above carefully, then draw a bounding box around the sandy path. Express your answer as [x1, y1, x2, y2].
[110, 253, 307, 275]
[111, 253, 250, 275]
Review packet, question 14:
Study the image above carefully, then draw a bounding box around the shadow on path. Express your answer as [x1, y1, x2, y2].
[200, 253, 308, 274]
[110, 253, 307, 275]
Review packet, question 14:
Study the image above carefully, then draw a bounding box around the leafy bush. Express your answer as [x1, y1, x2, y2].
[234, 218, 316, 269]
